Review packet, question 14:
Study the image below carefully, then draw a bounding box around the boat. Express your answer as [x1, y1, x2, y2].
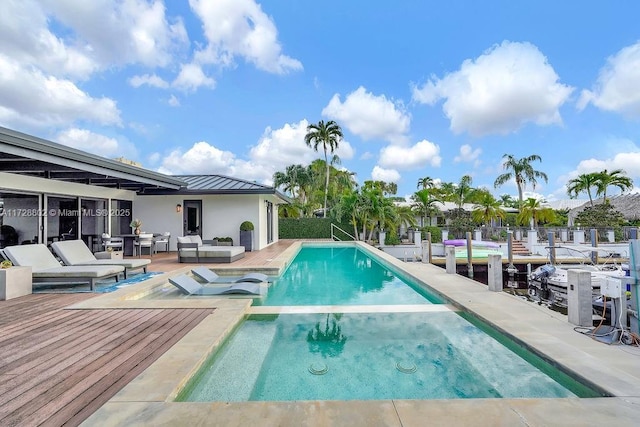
[527, 245, 628, 309]
[443, 239, 500, 249]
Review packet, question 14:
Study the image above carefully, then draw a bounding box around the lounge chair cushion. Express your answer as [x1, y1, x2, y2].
[3, 244, 124, 277]
[168, 274, 262, 296]
[51, 240, 150, 270]
[191, 266, 269, 283]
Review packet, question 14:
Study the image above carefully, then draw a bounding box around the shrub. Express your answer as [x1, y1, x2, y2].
[1, 260, 12, 269]
[240, 221, 254, 231]
[279, 218, 354, 240]
[420, 226, 442, 243]
[384, 231, 401, 245]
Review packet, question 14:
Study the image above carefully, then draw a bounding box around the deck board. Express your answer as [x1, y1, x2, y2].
[0, 294, 212, 427]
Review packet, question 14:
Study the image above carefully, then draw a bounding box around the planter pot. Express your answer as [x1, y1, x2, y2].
[239, 230, 254, 252]
[218, 241, 232, 246]
[0, 266, 32, 300]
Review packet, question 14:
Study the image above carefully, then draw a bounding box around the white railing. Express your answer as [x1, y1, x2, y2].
[331, 223, 356, 241]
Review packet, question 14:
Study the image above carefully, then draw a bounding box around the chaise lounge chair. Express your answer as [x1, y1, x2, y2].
[168, 274, 263, 296]
[191, 266, 270, 284]
[51, 240, 150, 279]
[3, 244, 123, 291]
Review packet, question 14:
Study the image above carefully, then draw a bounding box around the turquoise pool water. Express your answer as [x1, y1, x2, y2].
[178, 312, 594, 401]
[256, 246, 442, 306]
[177, 244, 601, 401]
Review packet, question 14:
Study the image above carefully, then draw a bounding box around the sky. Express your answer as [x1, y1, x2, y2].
[1, 0, 640, 203]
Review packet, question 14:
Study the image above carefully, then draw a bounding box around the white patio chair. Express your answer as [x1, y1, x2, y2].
[154, 231, 171, 252]
[133, 233, 155, 257]
[101, 233, 123, 252]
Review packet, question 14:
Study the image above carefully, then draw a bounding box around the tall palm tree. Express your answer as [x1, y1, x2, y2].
[454, 175, 474, 209]
[305, 120, 343, 217]
[417, 176, 434, 190]
[593, 169, 634, 202]
[566, 172, 599, 206]
[494, 154, 548, 208]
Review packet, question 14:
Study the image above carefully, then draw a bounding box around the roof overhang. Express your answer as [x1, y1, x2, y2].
[0, 127, 185, 193]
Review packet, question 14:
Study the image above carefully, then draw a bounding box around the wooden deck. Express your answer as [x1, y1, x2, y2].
[0, 293, 213, 427]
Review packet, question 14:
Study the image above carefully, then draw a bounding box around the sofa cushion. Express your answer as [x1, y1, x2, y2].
[177, 236, 191, 244]
[189, 235, 203, 246]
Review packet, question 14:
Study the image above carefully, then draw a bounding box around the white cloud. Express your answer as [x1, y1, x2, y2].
[578, 41, 640, 118]
[360, 151, 374, 160]
[159, 141, 239, 175]
[129, 74, 170, 89]
[168, 94, 180, 107]
[378, 139, 441, 170]
[55, 128, 128, 158]
[173, 63, 216, 92]
[38, 0, 188, 68]
[412, 41, 573, 136]
[0, 0, 99, 80]
[158, 119, 355, 184]
[322, 86, 410, 144]
[572, 152, 640, 181]
[454, 144, 482, 165]
[0, 55, 121, 129]
[371, 166, 401, 183]
[189, 0, 302, 74]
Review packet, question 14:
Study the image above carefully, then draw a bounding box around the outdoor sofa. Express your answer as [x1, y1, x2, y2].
[3, 244, 123, 290]
[51, 239, 150, 279]
[176, 235, 245, 263]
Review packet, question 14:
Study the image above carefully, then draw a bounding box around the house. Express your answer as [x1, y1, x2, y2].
[0, 126, 289, 253]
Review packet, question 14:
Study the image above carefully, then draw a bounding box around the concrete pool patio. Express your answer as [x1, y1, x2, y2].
[3, 240, 640, 426]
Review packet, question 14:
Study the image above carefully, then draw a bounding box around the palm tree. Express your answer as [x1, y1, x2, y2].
[471, 192, 506, 226]
[494, 154, 548, 208]
[566, 172, 599, 206]
[593, 169, 634, 202]
[517, 198, 555, 228]
[454, 175, 474, 209]
[305, 120, 343, 217]
[417, 176, 434, 190]
[411, 189, 440, 227]
[499, 193, 518, 208]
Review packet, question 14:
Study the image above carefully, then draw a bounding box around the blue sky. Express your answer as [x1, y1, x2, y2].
[1, 0, 639, 202]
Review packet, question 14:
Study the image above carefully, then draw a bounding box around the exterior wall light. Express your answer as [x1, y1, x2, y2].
[176, 203, 182, 213]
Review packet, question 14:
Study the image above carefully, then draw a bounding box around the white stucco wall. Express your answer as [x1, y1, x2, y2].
[134, 193, 281, 251]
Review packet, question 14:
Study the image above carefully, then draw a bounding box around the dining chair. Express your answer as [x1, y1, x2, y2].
[101, 233, 124, 252]
[134, 233, 155, 257]
[154, 231, 171, 252]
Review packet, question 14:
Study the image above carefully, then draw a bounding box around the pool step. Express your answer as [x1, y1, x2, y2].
[249, 304, 459, 314]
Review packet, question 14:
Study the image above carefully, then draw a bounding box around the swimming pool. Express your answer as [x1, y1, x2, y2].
[257, 246, 441, 306]
[177, 243, 601, 401]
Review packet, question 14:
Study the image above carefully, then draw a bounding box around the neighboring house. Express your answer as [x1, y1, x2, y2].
[567, 194, 640, 226]
[0, 126, 288, 252]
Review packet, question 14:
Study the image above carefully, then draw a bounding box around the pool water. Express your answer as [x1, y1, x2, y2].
[178, 311, 591, 401]
[176, 244, 601, 401]
[256, 246, 442, 306]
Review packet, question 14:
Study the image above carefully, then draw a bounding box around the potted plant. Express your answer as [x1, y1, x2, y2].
[130, 218, 143, 235]
[239, 221, 254, 252]
[217, 237, 233, 246]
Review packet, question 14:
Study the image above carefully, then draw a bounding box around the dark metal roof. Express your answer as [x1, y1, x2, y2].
[142, 174, 291, 202]
[0, 126, 186, 193]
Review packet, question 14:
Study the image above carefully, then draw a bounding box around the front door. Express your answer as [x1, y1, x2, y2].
[183, 200, 202, 236]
